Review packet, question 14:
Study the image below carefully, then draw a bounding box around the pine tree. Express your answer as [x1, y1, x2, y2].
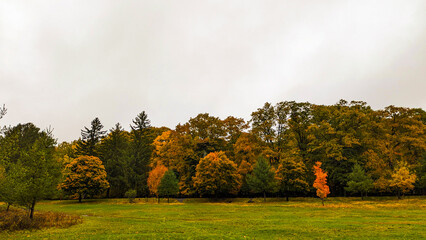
[76, 117, 106, 157]
[158, 170, 179, 203]
[129, 111, 152, 197]
[345, 164, 373, 200]
[247, 156, 277, 202]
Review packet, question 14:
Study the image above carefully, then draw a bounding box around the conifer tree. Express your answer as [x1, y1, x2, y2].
[345, 164, 373, 199]
[247, 156, 277, 202]
[158, 170, 179, 203]
[76, 117, 106, 157]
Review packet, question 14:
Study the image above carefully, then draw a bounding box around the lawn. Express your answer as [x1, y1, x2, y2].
[1, 196, 425, 239]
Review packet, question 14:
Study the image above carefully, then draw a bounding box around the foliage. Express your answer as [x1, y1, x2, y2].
[75, 117, 106, 157]
[58, 156, 109, 202]
[124, 190, 137, 203]
[129, 111, 153, 197]
[246, 156, 277, 202]
[98, 123, 131, 197]
[275, 154, 309, 200]
[313, 162, 330, 205]
[158, 170, 179, 203]
[345, 164, 373, 199]
[193, 151, 241, 197]
[0, 123, 61, 218]
[390, 162, 417, 199]
[147, 165, 168, 198]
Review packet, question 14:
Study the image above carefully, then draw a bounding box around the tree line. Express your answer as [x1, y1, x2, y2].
[1, 100, 425, 216]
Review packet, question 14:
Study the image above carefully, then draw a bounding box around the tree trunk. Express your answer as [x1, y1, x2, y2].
[263, 191, 266, 202]
[361, 192, 364, 200]
[397, 189, 401, 199]
[168, 195, 170, 204]
[29, 198, 36, 219]
[107, 188, 110, 198]
[286, 195, 289, 201]
[6, 203, 10, 211]
[321, 198, 324, 206]
[79, 193, 82, 203]
[157, 196, 160, 204]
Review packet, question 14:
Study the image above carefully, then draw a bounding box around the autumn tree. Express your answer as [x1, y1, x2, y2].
[147, 164, 168, 202]
[75, 117, 106, 157]
[313, 162, 330, 206]
[275, 154, 309, 201]
[151, 130, 197, 195]
[158, 170, 179, 203]
[193, 151, 241, 197]
[0, 123, 61, 219]
[390, 162, 417, 199]
[246, 156, 277, 202]
[98, 123, 131, 197]
[59, 156, 109, 202]
[345, 164, 373, 199]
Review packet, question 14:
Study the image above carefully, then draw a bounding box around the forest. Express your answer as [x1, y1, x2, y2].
[1, 100, 425, 215]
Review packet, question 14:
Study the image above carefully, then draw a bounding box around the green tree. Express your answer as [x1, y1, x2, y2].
[0, 123, 61, 219]
[193, 151, 241, 197]
[59, 156, 109, 202]
[75, 117, 106, 157]
[98, 123, 131, 198]
[345, 164, 373, 199]
[247, 156, 277, 202]
[158, 170, 179, 203]
[129, 111, 153, 197]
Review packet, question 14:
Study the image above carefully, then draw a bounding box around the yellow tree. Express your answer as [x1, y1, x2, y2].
[313, 162, 330, 206]
[193, 151, 241, 197]
[147, 165, 168, 202]
[58, 156, 109, 203]
[390, 163, 417, 199]
[151, 130, 197, 195]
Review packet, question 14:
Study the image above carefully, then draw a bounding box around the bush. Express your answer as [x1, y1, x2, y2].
[125, 189, 137, 203]
[0, 207, 82, 232]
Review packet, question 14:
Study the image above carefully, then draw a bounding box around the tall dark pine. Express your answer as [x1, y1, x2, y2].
[76, 117, 107, 157]
[129, 111, 152, 197]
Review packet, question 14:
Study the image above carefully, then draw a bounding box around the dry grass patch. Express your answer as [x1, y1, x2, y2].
[0, 207, 82, 232]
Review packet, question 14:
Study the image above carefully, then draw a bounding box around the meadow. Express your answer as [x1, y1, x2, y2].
[1, 196, 425, 239]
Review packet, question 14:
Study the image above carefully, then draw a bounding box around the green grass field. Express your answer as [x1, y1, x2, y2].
[1, 196, 425, 239]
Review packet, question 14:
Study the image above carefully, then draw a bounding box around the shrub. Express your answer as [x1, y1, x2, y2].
[0, 207, 82, 232]
[125, 189, 137, 203]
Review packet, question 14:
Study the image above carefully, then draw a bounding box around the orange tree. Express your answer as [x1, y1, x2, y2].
[313, 161, 330, 206]
[58, 156, 109, 202]
[193, 151, 241, 197]
[147, 164, 168, 202]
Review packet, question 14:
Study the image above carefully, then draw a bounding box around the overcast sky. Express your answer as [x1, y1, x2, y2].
[1, 1, 425, 142]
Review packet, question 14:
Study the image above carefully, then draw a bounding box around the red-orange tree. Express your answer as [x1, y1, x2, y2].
[58, 156, 109, 202]
[313, 162, 330, 206]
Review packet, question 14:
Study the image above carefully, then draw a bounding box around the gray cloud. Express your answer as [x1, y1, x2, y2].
[1, 0, 425, 142]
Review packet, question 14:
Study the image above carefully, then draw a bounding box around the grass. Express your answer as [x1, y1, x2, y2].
[1, 196, 425, 239]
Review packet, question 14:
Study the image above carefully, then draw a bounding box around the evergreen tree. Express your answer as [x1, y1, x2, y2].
[129, 111, 152, 197]
[158, 170, 179, 203]
[345, 164, 373, 199]
[98, 123, 131, 198]
[75, 117, 106, 157]
[247, 156, 277, 202]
